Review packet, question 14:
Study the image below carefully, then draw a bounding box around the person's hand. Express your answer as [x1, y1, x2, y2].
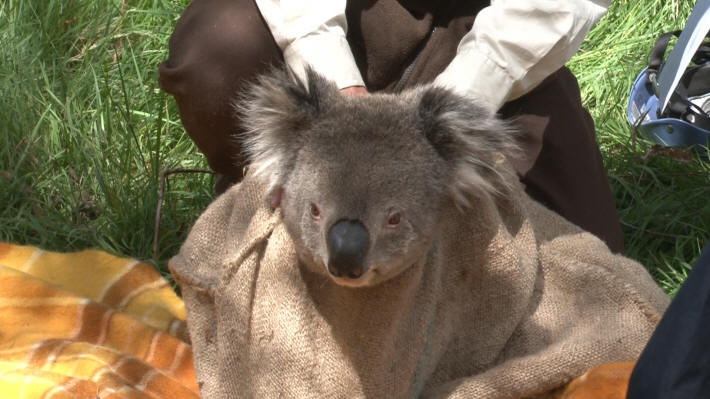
[340, 86, 368, 96]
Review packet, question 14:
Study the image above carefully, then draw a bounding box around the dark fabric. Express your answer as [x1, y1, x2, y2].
[627, 240, 710, 399]
[345, 0, 436, 91]
[345, 0, 487, 91]
[648, 31, 681, 73]
[159, 0, 624, 253]
[499, 69, 624, 253]
[159, 0, 283, 193]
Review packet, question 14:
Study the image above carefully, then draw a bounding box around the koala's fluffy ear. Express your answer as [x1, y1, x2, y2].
[237, 67, 338, 192]
[417, 85, 519, 208]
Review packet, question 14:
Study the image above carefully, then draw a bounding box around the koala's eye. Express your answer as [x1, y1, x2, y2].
[310, 203, 321, 220]
[386, 211, 402, 228]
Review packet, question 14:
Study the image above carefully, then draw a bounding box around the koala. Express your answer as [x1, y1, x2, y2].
[237, 68, 518, 287]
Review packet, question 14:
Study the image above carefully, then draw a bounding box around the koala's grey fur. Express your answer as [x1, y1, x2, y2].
[237, 68, 518, 287]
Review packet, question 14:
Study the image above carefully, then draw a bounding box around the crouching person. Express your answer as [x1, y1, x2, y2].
[159, 0, 625, 254]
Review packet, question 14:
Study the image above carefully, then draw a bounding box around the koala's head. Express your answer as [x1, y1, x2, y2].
[238, 68, 517, 287]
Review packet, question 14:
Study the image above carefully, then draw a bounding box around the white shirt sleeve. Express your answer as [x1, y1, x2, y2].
[255, 0, 609, 107]
[254, 0, 365, 90]
[433, 0, 611, 110]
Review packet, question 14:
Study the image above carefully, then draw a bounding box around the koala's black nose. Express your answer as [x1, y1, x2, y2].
[327, 219, 370, 279]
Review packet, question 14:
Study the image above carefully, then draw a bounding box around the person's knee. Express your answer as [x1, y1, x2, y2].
[160, 0, 281, 96]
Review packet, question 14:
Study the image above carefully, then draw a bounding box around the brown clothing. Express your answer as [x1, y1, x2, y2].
[158, 0, 625, 253]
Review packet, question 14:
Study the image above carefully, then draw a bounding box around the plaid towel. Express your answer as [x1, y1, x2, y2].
[0, 243, 198, 399]
[0, 241, 634, 399]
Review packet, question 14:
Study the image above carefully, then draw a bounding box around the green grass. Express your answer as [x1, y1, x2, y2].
[568, 0, 709, 295]
[0, 0, 708, 294]
[0, 0, 210, 276]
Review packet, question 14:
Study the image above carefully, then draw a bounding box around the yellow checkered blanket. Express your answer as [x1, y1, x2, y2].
[0, 242, 640, 399]
[0, 243, 198, 399]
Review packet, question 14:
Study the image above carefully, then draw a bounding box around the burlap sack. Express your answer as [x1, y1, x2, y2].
[170, 173, 669, 399]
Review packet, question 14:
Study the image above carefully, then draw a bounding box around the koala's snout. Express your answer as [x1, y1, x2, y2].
[326, 219, 370, 279]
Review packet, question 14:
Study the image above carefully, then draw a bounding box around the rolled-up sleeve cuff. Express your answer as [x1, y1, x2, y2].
[433, 48, 515, 111]
[283, 34, 365, 90]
